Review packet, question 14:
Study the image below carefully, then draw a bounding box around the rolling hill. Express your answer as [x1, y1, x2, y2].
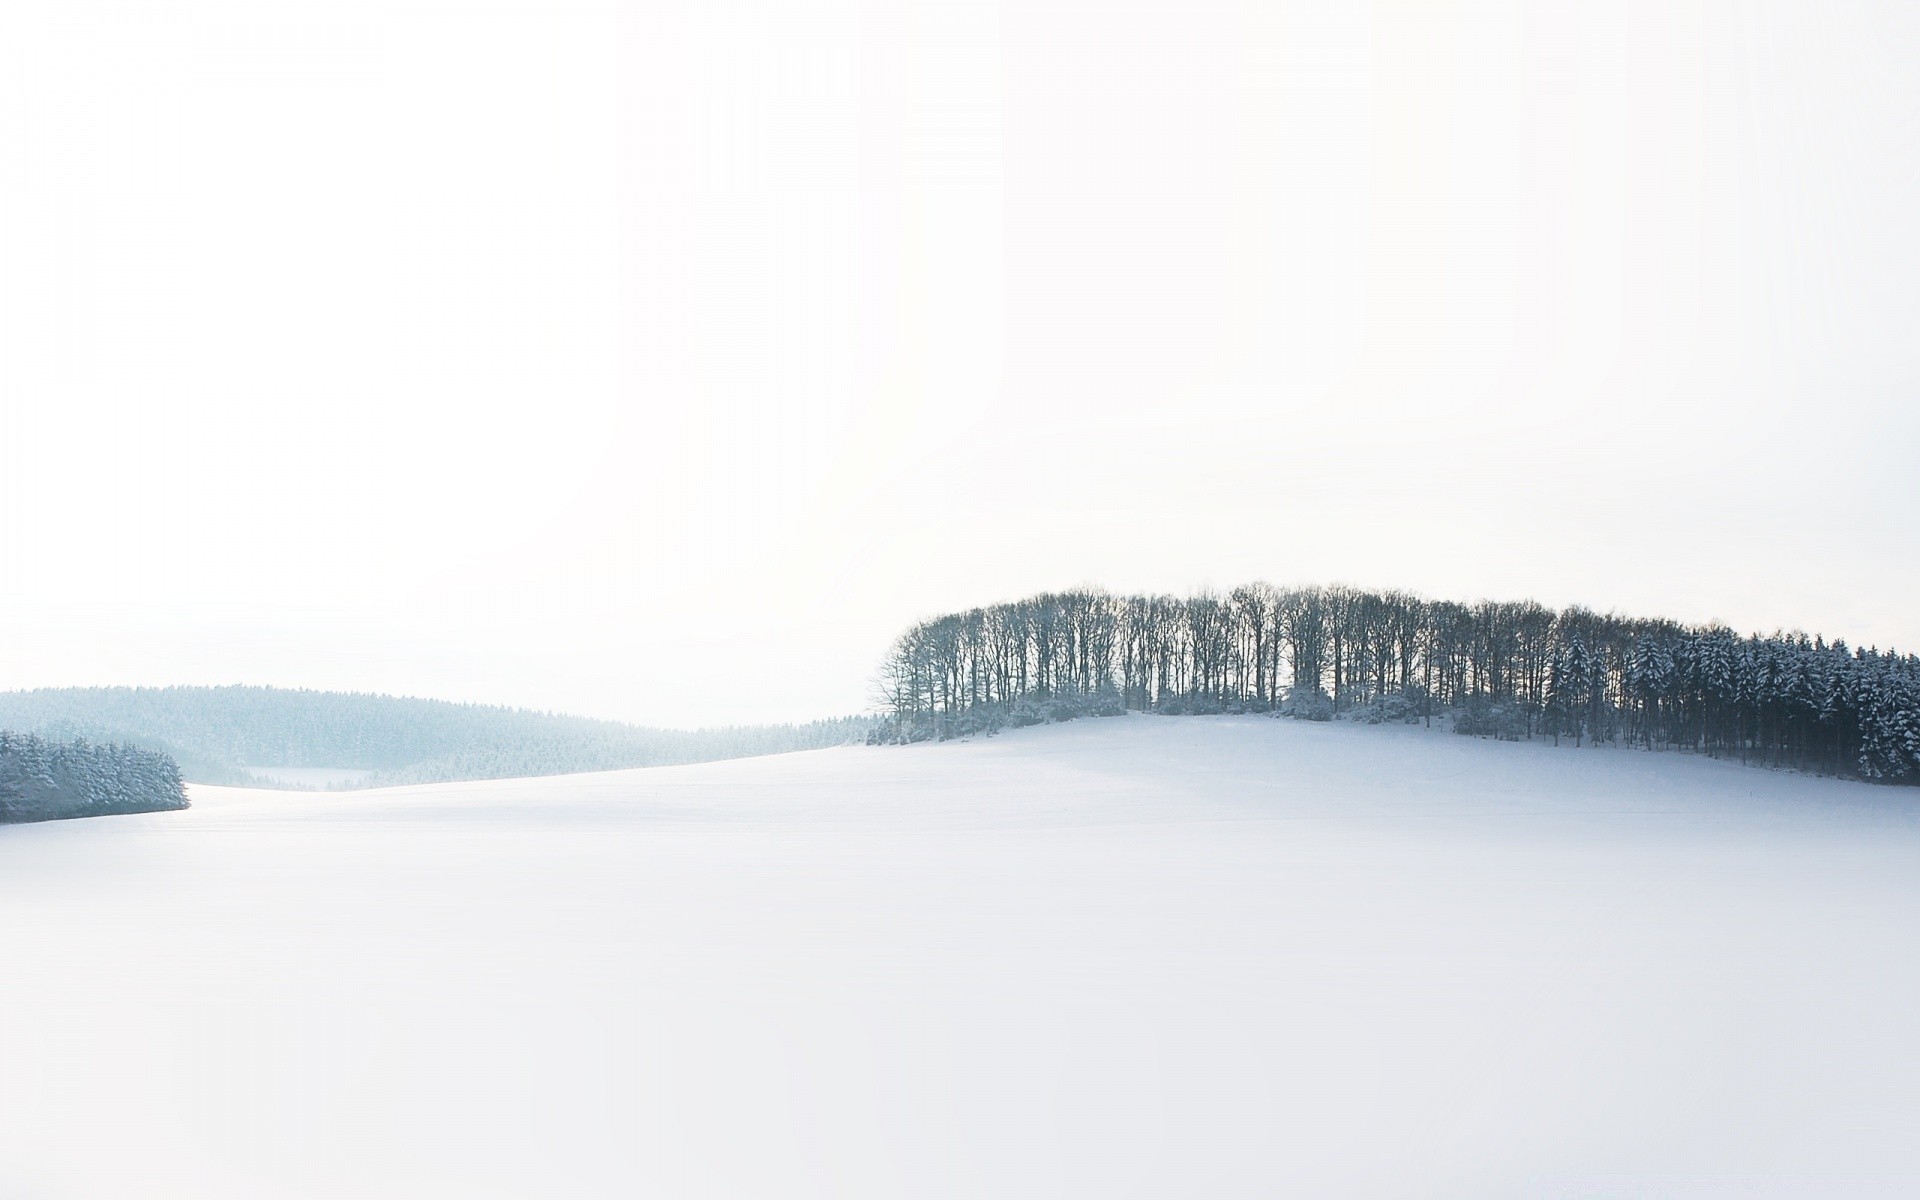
[0, 685, 871, 787]
[2, 715, 1916, 1197]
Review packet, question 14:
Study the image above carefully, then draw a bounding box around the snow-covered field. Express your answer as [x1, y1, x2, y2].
[3, 715, 1918, 1199]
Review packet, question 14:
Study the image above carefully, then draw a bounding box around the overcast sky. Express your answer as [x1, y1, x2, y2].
[0, 0, 1915, 727]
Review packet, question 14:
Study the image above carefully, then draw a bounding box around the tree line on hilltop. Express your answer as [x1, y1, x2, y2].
[0, 732, 188, 823]
[872, 584, 1920, 783]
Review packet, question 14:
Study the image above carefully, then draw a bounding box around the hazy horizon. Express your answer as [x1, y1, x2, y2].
[3, 0, 1915, 727]
[0, 573, 1911, 731]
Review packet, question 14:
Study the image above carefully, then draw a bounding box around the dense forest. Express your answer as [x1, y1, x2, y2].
[0, 732, 188, 823]
[0, 687, 874, 788]
[873, 585, 1920, 784]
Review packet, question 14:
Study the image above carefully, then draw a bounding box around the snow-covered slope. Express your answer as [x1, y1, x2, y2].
[2, 715, 1917, 1198]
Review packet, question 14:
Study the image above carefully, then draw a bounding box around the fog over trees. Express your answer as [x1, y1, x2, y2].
[0, 732, 188, 823]
[0, 687, 874, 789]
[873, 585, 1920, 784]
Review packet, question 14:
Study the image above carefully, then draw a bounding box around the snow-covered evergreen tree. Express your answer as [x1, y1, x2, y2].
[0, 732, 188, 823]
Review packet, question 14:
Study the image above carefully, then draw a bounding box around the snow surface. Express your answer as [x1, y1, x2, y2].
[2, 714, 1918, 1199]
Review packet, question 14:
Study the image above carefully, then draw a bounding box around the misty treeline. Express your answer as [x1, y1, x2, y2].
[359, 715, 874, 787]
[0, 687, 874, 788]
[873, 585, 1920, 783]
[0, 732, 188, 823]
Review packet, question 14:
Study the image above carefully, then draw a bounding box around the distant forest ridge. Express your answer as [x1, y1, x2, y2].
[874, 584, 1920, 784]
[0, 687, 875, 788]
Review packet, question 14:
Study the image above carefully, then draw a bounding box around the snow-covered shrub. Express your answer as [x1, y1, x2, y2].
[867, 718, 932, 745]
[1009, 697, 1047, 728]
[1282, 686, 1334, 722]
[948, 707, 1007, 738]
[1350, 690, 1423, 725]
[1004, 688, 1125, 729]
[1452, 696, 1528, 741]
[1036, 688, 1127, 724]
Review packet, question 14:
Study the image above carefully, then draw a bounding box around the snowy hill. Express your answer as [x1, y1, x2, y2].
[0, 685, 872, 787]
[2, 715, 1917, 1198]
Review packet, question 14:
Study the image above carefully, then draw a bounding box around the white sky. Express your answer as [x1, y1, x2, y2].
[1, 0, 1915, 727]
